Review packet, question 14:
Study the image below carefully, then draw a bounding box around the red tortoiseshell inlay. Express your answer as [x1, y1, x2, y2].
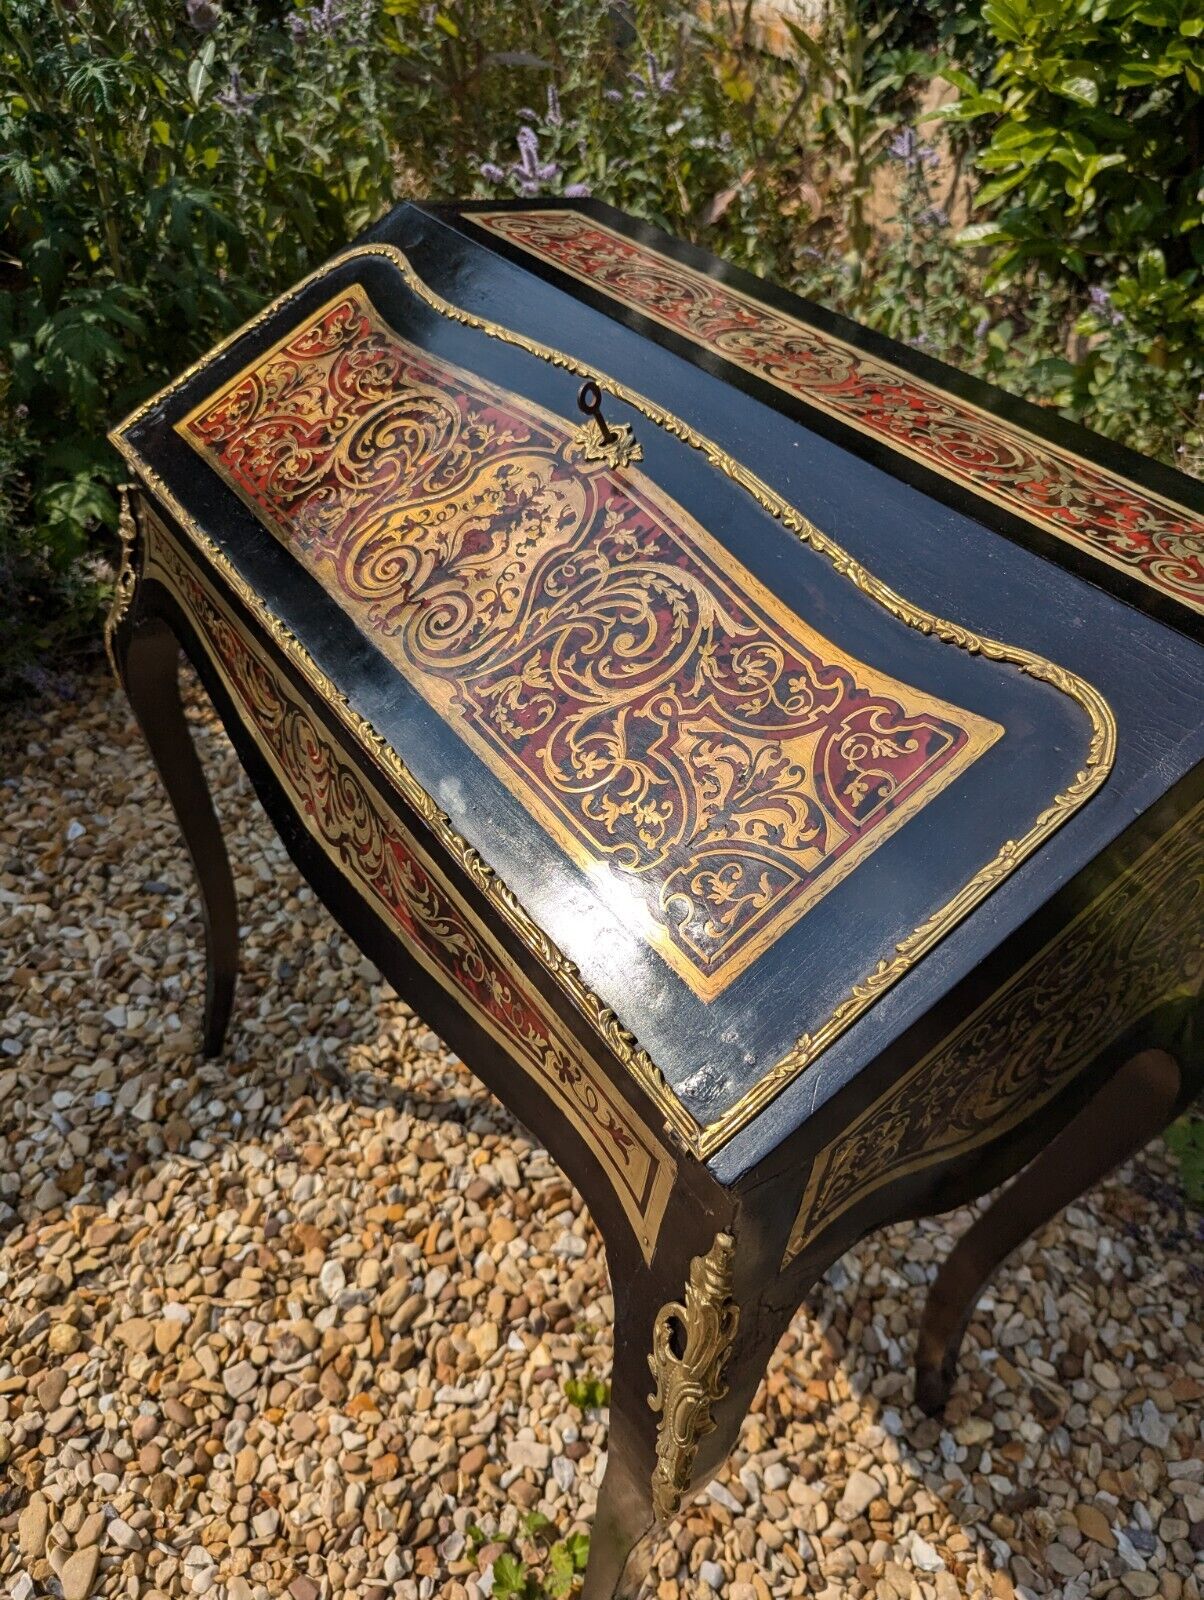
[145, 524, 674, 1255]
[473, 209, 1204, 617]
[178, 285, 999, 999]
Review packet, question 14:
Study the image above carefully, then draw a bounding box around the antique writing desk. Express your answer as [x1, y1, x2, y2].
[108, 200, 1204, 1598]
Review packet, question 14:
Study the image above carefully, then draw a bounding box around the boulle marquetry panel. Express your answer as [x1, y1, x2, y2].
[473, 209, 1204, 619]
[177, 284, 999, 1000]
[142, 510, 675, 1260]
[112, 240, 1120, 1160]
[782, 798, 1204, 1267]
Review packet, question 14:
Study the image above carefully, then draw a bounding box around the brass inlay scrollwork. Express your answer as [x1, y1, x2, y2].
[110, 242, 1117, 1158]
[649, 1231, 739, 1520]
[142, 512, 676, 1261]
[175, 285, 998, 1000]
[781, 797, 1204, 1267]
[474, 209, 1204, 618]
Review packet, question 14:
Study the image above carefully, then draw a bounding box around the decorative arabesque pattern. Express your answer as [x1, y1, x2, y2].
[782, 800, 1204, 1267]
[144, 519, 675, 1259]
[474, 210, 1204, 617]
[179, 285, 997, 1000]
[112, 242, 1115, 1156]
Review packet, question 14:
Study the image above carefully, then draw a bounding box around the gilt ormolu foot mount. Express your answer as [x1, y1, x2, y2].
[107, 200, 1204, 1598]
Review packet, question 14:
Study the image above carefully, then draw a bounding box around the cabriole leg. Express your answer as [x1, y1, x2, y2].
[583, 1231, 793, 1600]
[580, 1410, 658, 1600]
[116, 615, 239, 1057]
[914, 1047, 1181, 1415]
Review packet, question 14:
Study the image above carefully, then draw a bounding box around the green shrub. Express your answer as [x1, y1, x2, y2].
[940, 0, 1204, 461]
[466, 1512, 590, 1599]
[1, 0, 798, 698]
[1, 0, 409, 697]
[2, 0, 1201, 700]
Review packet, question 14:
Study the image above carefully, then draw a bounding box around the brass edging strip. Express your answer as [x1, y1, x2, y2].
[782, 795, 1204, 1265]
[142, 515, 676, 1260]
[473, 209, 1204, 619]
[109, 243, 1117, 1160]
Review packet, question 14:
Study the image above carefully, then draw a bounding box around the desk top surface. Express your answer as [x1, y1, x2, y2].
[113, 201, 1204, 1170]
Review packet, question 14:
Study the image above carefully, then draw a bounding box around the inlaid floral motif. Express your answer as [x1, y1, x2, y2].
[474, 210, 1204, 618]
[782, 799, 1204, 1267]
[144, 521, 675, 1258]
[179, 286, 997, 999]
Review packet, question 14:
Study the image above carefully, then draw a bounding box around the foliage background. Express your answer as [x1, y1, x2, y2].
[3, 0, 1203, 698]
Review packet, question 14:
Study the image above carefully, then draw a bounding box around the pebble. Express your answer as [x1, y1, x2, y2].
[507, 1439, 552, 1472]
[0, 673, 1200, 1600]
[838, 1468, 882, 1518]
[319, 1258, 346, 1301]
[224, 1359, 258, 1399]
[18, 1493, 49, 1559]
[60, 1546, 101, 1600]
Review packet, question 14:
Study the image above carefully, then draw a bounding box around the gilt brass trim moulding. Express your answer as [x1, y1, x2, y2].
[110, 243, 1117, 1160]
[141, 511, 676, 1262]
[472, 208, 1204, 620]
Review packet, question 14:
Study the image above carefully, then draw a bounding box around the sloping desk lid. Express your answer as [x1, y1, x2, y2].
[111, 242, 1114, 1159]
[453, 202, 1204, 639]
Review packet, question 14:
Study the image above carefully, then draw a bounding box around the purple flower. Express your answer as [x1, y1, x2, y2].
[888, 128, 938, 171]
[513, 125, 560, 195]
[974, 316, 991, 340]
[644, 50, 676, 94]
[185, 0, 220, 32]
[546, 84, 562, 127]
[629, 51, 675, 99]
[603, 87, 623, 103]
[289, 0, 348, 38]
[479, 161, 506, 185]
[564, 182, 591, 198]
[216, 65, 259, 116]
[916, 206, 949, 229]
[1089, 284, 1124, 327]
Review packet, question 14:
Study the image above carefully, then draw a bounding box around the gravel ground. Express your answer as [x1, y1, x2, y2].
[2, 668, 1202, 1600]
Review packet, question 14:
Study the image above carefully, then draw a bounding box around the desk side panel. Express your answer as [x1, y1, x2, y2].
[121, 496, 692, 1265]
[741, 775, 1203, 1280]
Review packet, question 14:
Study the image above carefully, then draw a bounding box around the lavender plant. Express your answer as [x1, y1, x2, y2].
[0, 0, 1200, 700]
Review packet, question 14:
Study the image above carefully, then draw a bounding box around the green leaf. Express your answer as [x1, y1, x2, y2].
[1058, 70, 1100, 106]
[491, 1554, 527, 1598]
[563, 1375, 610, 1411]
[188, 39, 217, 108]
[1166, 1115, 1204, 1208]
[546, 1546, 575, 1597]
[564, 1533, 590, 1571]
[975, 170, 1032, 208]
[956, 220, 1013, 247]
[983, 0, 1032, 45]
